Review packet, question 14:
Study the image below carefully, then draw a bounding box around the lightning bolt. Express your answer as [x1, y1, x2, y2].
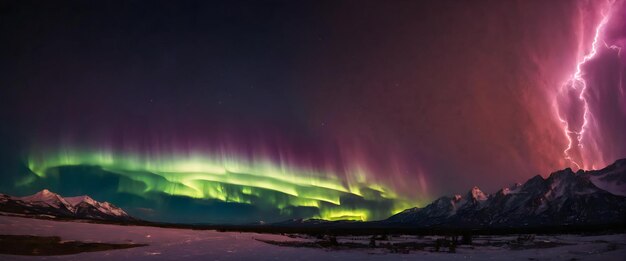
[556, 1, 617, 169]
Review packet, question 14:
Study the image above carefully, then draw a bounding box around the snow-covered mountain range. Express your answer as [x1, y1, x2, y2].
[385, 158, 626, 228]
[0, 189, 133, 222]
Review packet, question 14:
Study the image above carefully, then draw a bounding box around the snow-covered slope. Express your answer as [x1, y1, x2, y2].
[65, 195, 130, 219]
[0, 190, 132, 221]
[583, 158, 626, 196]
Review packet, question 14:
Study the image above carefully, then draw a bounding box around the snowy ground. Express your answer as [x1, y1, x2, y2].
[0, 216, 624, 260]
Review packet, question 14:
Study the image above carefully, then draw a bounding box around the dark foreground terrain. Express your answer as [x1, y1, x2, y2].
[0, 234, 146, 256]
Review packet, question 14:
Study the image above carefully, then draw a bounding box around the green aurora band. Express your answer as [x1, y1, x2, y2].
[24, 149, 418, 222]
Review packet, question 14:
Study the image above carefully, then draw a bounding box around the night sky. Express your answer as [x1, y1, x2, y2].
[1, 0, 625, 223]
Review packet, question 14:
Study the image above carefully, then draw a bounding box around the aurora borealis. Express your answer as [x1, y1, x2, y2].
[25, 148, 413, 222]
[1, 0, 625, 223]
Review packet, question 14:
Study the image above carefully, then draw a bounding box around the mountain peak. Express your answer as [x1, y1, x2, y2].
[22, 189, 68, 204]
[499, 182, 523, 195]
[548, 168, 575, 180]
[469, 186, 487, 201]
[35, 189, 57, 198]
[65, 195, 97, 206]
[615, 158, 626, 167]
[522, 175, 546, 191]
